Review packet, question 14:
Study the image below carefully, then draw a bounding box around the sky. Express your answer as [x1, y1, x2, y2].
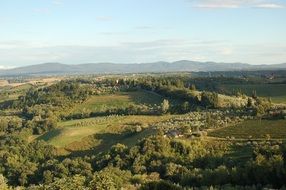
[0, 0, 286, 68]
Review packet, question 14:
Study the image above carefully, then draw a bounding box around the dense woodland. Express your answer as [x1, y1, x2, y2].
[0, 74, 286, 189]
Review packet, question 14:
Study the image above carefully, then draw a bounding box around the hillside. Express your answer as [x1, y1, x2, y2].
[1, 74, 286, 189]
[1, 61, 286, 76]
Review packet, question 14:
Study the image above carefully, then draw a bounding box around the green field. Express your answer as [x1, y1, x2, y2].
[220, 84, 286, 103]
[209, 119, 286, 139]
[36, 115, 173, 152]
[71, 90, 163, 114]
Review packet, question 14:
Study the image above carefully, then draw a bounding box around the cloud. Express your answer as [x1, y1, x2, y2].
[0, 39, 285, 66]
[253, 3, 285, 8]
[191, 0, 285, 9]
[0, 41, 30, 49]
[0, 65, 15, 70]
[220, 47, 234, 55]
[0, 41, 46, 49]
[0, 39, 223, 65]
[193, 1, 240, 8]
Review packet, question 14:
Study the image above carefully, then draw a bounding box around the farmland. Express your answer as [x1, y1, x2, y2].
[209, 119, 286, 139]
[220, 84, 286, 103]
[70, 90, 164, 114]
[36, 115, 174, 152]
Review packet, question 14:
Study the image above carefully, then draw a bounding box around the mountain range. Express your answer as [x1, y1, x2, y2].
[1, 61, 286, 76]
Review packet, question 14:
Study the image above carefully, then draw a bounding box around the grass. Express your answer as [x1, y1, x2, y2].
[209, 119, 286, 139]
[37, 116, 121, 147]
[220, 84, 286, 103]
[71, 90, 163, 114]
[36, 115, 174, 152]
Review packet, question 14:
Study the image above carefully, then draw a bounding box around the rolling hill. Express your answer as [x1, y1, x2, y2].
[0, 61, 286, 76]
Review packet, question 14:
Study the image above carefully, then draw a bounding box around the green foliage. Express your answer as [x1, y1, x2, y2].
[29, 175, 87, 190]
[181, 101, 190, 113]
[0, 136, 55, 185]
[0, 174, 10, 190]
[15, 81, 90, 108]
[0, 75, 286, 189]
[160, 99, 170, 114]
[0, 116, 22, 134]
[201, 92, 219, 108]
[89, 167, 132, 190]
[141, 180, 183, 190]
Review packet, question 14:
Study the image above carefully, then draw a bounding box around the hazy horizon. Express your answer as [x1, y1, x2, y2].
[1, 0, 286, 68]
[2, 60, 286, 71]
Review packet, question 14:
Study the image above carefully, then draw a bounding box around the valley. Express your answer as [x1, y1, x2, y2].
[1, 72, 286, 189]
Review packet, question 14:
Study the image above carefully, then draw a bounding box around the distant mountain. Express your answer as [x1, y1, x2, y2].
[0, 61, 286, 76]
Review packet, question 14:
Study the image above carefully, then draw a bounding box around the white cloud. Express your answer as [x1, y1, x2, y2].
[0, 39, 285, 65]
[0, 41, 29, 49]
[0, 41, 49, 49]
[193, 0, 241, 9]
[0, 65, 15, 70]
[220, 47, 234, 55]
[191, 0, 285, 9]
[254, 3, 285, 8]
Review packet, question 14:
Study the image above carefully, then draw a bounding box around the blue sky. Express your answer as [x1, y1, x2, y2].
[0, 0, 286, 68]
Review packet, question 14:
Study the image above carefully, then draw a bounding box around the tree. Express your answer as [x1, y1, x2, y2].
[252, 90, 257, 99]
[247, 97, 253, 107]
[89, 167, 131, 190]
[201, 92, 219, 108]
[160, 99, 170, 114]
[42, 175, 86, 190]
[0, 174, 10, 190]
[141, 180, 183, 190]
[181, 101, 190, 113]
[190, 84, 196, 91]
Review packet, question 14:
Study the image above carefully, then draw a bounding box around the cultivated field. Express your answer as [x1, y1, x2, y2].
[71, 90, 164, 114]
[36, 115, 174, 152]
[209, 119, 286, 139]
[220, 84, 286, 103]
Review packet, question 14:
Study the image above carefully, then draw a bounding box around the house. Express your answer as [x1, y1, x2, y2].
[166, 129, 183, 138]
